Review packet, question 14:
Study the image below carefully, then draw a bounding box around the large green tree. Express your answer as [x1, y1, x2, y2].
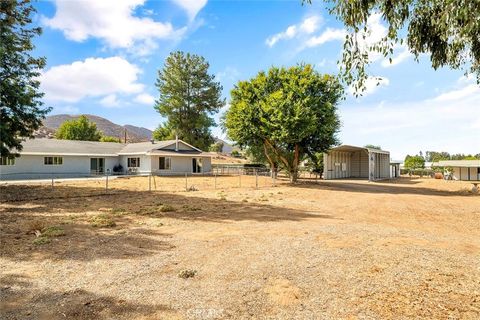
[55, 115, 102, 141]
[303, 1, 480, 93]
[0, 0, 51, 156]
[154, 51, 225, 150]
[404, 154, 426, 170]
[223, 65, 343, 182]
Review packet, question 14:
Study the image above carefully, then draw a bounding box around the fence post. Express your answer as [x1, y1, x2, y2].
[105, 173, 108, 194]
[51, 173, 54, 189]
[185, 172, 188, 191]
[272, 171, 276, 187]
[149, 173, 152, 191]
[214, 172, 217, 189]
[239, 171, 241, 188]
[255, 169, 258, 189]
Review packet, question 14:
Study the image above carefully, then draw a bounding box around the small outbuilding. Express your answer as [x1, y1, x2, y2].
[432, 160, 480, 181]
[323, 145, 391, 181]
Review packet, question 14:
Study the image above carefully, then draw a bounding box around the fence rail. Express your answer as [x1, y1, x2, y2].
[0, 170, 294, 202]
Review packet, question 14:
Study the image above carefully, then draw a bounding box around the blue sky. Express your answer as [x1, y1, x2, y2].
[33, 0, 479, 160]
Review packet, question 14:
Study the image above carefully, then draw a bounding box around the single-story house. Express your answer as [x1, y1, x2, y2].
[432, 160, 480, 181]
[323, 145, 391, 181]
[0, 138, 211, 180]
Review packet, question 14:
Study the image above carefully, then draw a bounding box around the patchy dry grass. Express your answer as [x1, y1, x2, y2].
[1, 177, 479, 319]
[90, 214, 116, 228]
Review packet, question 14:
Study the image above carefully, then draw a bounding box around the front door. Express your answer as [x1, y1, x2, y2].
[90, 158, 105, 175]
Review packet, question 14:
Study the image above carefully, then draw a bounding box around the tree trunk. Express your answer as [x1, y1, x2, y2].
[289, 144, 300, 183]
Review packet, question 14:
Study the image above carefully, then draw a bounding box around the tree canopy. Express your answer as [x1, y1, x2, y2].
[1, 0, 51, 156]
[303, 0, 480, 93]
[209, 141, 224, 153]
[404, 154, 425, 170]
[154, 51, 225, 150]
[55, 116, 103, 141]
[100, 136, 121, 143]
[223, 64, 343, 182]
[365, 144, 382, 150]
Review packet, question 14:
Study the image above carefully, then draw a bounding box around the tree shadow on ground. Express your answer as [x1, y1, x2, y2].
[0, 185, 334, 262]
[0, 274, 174, 320]
[291, 179, 474, 197]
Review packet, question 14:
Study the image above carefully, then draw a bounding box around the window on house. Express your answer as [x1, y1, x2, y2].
[159, 157, 171, 170]
[44, 157, 63, 165]
[127, 157, 140, 167]
[0, 156, 15, 166]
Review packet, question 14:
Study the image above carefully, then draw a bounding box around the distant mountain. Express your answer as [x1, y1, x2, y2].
[214, 137, 239, 154]
[39, 114, 152, 142]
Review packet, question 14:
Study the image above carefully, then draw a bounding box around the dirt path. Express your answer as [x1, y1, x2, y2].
[1, 178, 479, 319]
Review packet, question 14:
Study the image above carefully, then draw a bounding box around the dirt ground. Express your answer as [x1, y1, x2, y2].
[1, 177, 479, 319]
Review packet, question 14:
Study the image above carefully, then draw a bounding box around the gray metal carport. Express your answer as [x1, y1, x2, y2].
[323, 145, 391, 181]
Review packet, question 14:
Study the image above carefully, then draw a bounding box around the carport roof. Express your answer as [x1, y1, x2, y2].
[328, 145, 390, 154]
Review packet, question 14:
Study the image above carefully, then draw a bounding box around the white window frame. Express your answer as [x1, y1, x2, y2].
[44, 156, 63, 166]
[0, 156, 15, 166]
[127, 157, 140, 168]
[159, 157, 171, 170]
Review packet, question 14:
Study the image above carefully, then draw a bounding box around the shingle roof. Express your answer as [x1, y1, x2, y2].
[432, 160, 480, 167]
[118, 140, 177, 154]
[17, 138, 206, 156]
[19, 139, 126, 156]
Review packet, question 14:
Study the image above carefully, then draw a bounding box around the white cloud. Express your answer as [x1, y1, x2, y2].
[266, 15, 321, 47]
[43, 0, 181, 54]
[99, 94, 120, 108]
[433, 84, 480, 102]
[340, 84, 480, 160]
[304, 28, 346, 48]
[349, 76, 390, 96]
[134, 93, 156, 105]
[40, 57, 144, 102]
[172, 0, 208, 20]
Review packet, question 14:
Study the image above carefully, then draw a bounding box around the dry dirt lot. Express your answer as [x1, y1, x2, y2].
[1, 177, 479, 319]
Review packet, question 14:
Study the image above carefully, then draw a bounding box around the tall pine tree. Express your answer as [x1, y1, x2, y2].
[0, 0, 51, 156]
[153, 51, 225, 150]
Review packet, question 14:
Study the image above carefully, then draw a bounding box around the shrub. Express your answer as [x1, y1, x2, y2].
[113, 164, 123, 173]
[32, 226, 65, 245]
[159, 204, 176, 212]
[33, 237, 51, 245]
[90, 214, 116, 227]
[178, 269, 197, 279]
[42, 226, 65, 237]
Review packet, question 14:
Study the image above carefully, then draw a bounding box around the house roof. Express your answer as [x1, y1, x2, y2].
[328, 145, 390, 155]
[18, 139, 126, 156]
[17, 138, 207, 157]
[432, 160, 480, 167]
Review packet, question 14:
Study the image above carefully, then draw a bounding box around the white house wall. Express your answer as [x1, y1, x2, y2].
[0, 155, 119, 180]
[119, 155, 151, 174]
[150, 156, 212, 174]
